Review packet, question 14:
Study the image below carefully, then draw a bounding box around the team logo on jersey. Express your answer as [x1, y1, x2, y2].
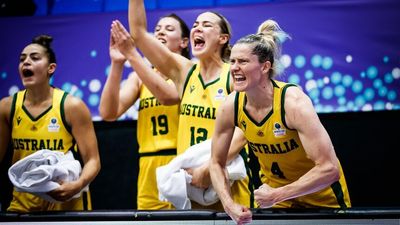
[214, 88, 226, 101]
[257, 130, 264, 137]
[17, 116, 22, 125]
[190, 85, 196, 93]
[273, 122, 286, 137]
[48, 117, 60, 132]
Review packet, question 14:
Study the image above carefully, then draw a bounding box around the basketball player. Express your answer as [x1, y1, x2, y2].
[0, 35, 101, 212]
[100, 16, 189, 209]
[128, 0, 255, 209]
[209, 20, 351, 224]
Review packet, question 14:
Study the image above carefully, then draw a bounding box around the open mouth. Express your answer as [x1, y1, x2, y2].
[22, 69, 34, 77]
[157, 37, 167, 44]
[234, 74, 246, 82]
[194, 37, 205, 48]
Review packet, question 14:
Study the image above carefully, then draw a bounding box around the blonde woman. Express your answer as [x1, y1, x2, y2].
[210, 20, 351, 224]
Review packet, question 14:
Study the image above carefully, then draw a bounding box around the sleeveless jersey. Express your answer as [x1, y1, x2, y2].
[178, 63, 253, 209]
[136, 82, 179, 210]
[235, 80, 351, 208]
[8, 88, 91, 212]
[177, 63, 231, 154]
[137, 81, 179, 153]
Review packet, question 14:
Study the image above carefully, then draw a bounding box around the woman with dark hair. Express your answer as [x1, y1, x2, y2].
[0, 35, 101, 212]
[100, 14, 189, 209]
[127, 0, 254, 210]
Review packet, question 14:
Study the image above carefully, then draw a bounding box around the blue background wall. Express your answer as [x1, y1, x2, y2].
[0, 0, 399, 121]
[1, 0, 400, 210]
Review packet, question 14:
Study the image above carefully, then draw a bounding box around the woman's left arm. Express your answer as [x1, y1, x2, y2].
[49, 95, 101, 201]
[255, 86, 340, 207]
[0, 97, 12, 163]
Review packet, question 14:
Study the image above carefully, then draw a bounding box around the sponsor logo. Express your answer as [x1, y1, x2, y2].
[17, 117, 22, 125]
[48, 117, 60, 132]
[273, 122, 286, 137]
[214, 88, 225, 101]
[190, 85, 196, 93]
[241, 120, 246, 130]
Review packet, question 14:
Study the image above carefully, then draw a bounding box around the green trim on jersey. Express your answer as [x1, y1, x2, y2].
[330, 181, 347, 209]
[21, 92, 53, 122]
[226, 70, 231, 94]
[239, 148, 255, 208]
[60, 91, 72, 134]
[280, 83, 297, 131]
[22, 105, 52, 121]
[198, 73, 221, 89]
[243, 94, 273, 126]
[19, 86, 64, 122]
[10, 92, 18, 129]
[234, 92, 239, 127]
[139, 148, 177, 157]
[82, 192, 88, 210]
[181, 64, 197, 97]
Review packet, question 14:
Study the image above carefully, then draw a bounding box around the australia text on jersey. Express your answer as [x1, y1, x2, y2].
[180, 103, 216, 119]
[139, 96, 161, 110]
[12, 138, 65, 151]
[248, 138, 300, 154]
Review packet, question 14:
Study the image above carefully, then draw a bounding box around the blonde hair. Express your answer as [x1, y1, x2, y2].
[235, 19, 290, 78]
[257, 19, 284, 35]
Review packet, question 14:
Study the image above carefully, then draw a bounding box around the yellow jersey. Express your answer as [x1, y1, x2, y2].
[235, 80, 351, 208]
[137, 81, 179, 154]
[136, 82, 179, 210]
[8, 88, 90, 212]
[178, 63, 253, 209]
[177, 63, 231, 154]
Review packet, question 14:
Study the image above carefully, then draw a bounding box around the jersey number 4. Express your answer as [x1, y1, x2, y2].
[271, 162, 286, 179]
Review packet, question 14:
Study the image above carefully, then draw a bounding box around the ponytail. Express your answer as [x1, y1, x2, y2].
[236, 19, 290, 78]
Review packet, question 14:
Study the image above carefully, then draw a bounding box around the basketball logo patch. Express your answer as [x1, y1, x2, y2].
[273, 122, 286, 137]
[48, 117, 60, 132]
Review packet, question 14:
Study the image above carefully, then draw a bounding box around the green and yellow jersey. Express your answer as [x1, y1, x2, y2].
[8, 88, 91, 212]
[235, 80, 351, 208]
[178, 63, 253, 209]
[136, 81, 179, 210]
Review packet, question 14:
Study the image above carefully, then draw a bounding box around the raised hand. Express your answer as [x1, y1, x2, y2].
[109, 29, 126, 64]
[111, 20, 138, 59]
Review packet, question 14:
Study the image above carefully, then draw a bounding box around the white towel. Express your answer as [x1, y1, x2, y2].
[8, 149, 87, 203]
[156, 139, 246, 209]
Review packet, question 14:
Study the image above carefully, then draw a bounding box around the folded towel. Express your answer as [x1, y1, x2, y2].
[156, 139, 246, 209]
[8, 149, 87, 202]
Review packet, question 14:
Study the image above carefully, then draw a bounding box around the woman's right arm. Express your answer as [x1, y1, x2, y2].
[128, 0, 193, 93]
[210, 94, 252, 224]
[111, 20, 180, 106]
[0, 97, 11, 163]
[99, 33, 140, 121]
